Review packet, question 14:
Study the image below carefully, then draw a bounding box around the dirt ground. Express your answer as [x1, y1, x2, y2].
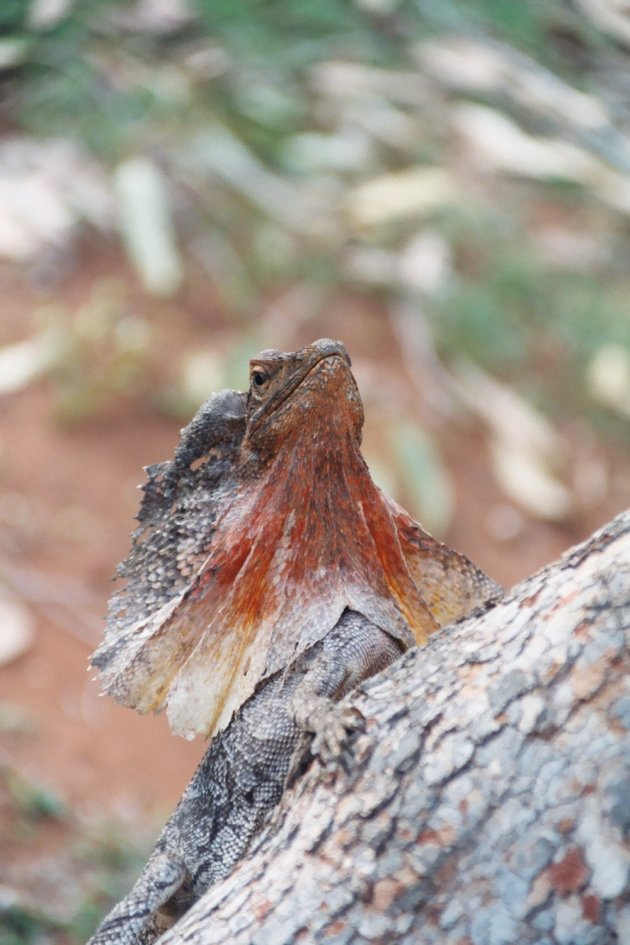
[0, 244, 627, 832]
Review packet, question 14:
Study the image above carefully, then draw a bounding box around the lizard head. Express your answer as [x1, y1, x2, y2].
[243, 338, 364, 459]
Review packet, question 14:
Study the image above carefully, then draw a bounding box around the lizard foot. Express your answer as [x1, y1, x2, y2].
[290, 684, 366, 765]
[311, 703, 365, 767]
[286, 701, 365, 786]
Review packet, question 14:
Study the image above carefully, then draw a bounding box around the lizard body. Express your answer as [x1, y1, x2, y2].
[88, 613, 402, 945]
[88, 339, 501, 944]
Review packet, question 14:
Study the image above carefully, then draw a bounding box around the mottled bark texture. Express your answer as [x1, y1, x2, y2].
[161, 510, 630, 945]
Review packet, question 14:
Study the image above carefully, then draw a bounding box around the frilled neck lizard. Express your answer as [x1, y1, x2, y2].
[88, 339, 501, 945]
[92, 338, 499, 742]
[92, 339, 499, 741]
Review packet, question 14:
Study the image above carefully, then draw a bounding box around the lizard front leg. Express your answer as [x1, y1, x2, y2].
[289, 609, 404, 763]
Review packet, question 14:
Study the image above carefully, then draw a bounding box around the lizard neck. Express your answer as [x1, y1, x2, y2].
[208, 423, 437, 653]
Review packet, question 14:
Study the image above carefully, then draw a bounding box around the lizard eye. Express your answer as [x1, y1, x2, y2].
[250, 368, 270, 393]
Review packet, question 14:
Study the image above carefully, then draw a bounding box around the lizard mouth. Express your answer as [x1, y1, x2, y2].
[248, 340, 352, 433]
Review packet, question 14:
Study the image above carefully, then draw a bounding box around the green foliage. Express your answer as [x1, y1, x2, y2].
[438, 256, 628, 370]
[1, 763, 150, 945]
[427, 224, 630, 427]
[416, 0, 609, 76]
[11, 0, 412, 156]
[6, 0, 616, 155]
[0, 903, 62, 945]
[0, 0, 28, 30]
[3, 0, 628, 444]
[4, 767, 66, 821]
[195, 0, 404, 68]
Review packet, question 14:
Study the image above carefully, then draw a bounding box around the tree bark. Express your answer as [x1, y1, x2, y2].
[161, 511, 630, 945]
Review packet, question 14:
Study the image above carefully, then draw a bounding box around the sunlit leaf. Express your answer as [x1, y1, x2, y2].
[0, 598, 35, 666]
[587, 344, 630, 419]
[452, 361, 574, 522]
[346, 167, 455, 229]
[0, 332, 64, 395]
[114, 158, 183, 297]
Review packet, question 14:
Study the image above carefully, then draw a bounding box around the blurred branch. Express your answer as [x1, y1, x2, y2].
[418, 35, 630, 172]
[575, 0, 630, 46]
[178, 124, 328, 236]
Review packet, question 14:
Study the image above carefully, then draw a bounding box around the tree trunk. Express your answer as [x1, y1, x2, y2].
[160, 511, 630, 945]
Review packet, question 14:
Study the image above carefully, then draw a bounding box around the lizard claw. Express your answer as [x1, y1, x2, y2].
[311, 704, 365, 766]
[285, 704, 364, 786]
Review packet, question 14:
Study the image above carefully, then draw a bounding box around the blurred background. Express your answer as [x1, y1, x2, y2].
[0, 1, 629, 941]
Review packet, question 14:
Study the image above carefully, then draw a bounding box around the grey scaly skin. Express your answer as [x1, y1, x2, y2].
[88, 612, 403, 945]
